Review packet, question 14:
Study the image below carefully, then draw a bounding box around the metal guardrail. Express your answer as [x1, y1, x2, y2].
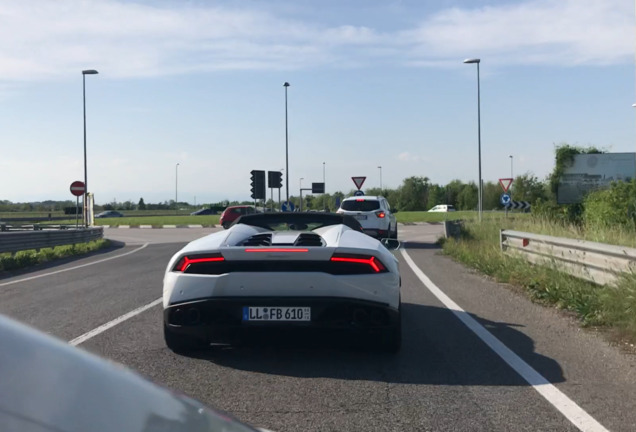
[0, 224, 80, 232]
[500, 229, 636, 286]
[0, 227, 104, 254]
[0, 216, 74, 222]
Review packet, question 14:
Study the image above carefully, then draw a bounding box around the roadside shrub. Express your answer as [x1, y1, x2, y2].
[583, 180, 636, 230]
[532, 199, 583, 226]
[0, 240, 109, 272]
[602, 275, 636, 337]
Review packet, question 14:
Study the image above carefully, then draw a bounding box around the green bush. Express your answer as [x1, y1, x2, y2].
[583, 180, 636, 229]
[0, 240, 110, 272]
[532, 198, 584, 226]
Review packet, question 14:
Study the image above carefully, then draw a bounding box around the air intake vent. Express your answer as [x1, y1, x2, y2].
[242, 233, 272, 246]
[294, 233, 324, 247]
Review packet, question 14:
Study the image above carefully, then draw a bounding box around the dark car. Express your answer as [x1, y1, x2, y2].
[219, 205, 258, 229]
[94, 210, 124, 218]
[190, 208, 215, 216]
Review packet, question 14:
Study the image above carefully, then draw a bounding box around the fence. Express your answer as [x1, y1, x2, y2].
[500, 229, 636, 286]
[0, 227, 104, 254]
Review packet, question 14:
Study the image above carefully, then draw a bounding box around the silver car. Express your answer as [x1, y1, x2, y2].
[337, 195, 398, 239]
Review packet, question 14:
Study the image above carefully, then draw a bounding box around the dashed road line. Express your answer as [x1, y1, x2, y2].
[69, 297, 162, 346]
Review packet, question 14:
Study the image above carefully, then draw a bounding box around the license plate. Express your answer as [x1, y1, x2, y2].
[243, 306, 311, 322]
[355, 215, 367, 220]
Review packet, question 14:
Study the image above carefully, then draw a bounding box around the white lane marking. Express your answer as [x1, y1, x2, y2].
[69, 297, 162, 346]
[0, 243, 149, 287]
[401, 248, 609, 432]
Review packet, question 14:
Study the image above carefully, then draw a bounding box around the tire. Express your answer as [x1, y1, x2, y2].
[163, 323, 205, 354]
[221, 222, 230, 229]
[391, 225, 398, 239]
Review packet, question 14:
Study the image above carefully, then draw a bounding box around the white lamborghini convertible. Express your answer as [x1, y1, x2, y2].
[163, 212, 401, 353]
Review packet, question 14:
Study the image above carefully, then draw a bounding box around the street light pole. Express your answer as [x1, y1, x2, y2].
[509, 155, 513, 200]
[509, 155, 513, 178]
[82, 69, 98, 227]
[175, 163, 179, 214]
[299, 177, 304, 212]
[378, 166, 382, 190]
[323, 162, 326, 190]
[464, 58, 482, 222]
[284, 82, 290, 204]
[279, 168, 284, 208]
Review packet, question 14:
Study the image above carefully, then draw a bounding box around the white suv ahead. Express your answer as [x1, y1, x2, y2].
[337, 196, 398, 239]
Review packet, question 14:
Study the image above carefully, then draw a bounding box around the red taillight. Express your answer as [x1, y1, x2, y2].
[375, 211, 385, 218]
[174, 254, 224, 272]
[245, 248, 308, 253]
[330, 253, 387, 273]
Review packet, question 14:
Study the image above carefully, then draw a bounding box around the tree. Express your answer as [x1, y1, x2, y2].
[138, 198, 146, 210]
[397, 176, 430, 211]
[445, 180, 464, 207]
[457, 182, 478, 210]
[512, 173, 548, 204]
[427, 184, 446, 209]
[482, 181, 500, 210]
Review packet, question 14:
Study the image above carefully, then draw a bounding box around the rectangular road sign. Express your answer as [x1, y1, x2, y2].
[312, 182, 325, 193]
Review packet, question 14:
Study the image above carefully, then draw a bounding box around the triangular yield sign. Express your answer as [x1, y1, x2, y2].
[499, 178, 513, 193]
[352, 176, 366, 190]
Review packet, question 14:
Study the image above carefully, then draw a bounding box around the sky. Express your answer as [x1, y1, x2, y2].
[0, 0, 635, 205]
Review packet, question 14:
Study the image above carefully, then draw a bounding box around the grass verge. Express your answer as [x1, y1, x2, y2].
[395, 210, 530, 224]
[44, 216, 222, 227]
[440, 219, 636, 347]
[0, 239, 111, 272]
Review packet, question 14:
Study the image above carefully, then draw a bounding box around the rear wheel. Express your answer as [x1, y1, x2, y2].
[163, 323, 206, 354]
[390, 225, 398, 239]
[221, 222, 230, 229]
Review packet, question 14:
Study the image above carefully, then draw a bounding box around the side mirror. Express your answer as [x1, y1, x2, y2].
[381, 238, 400, 250]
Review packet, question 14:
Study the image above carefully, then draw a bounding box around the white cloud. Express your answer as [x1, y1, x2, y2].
[0, 0, 631, 82]
[406, 0, 633, 66]
[397, 152, 423, 162]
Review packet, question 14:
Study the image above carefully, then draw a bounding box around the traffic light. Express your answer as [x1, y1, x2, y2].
[250, 170, 266, 199]
[268, 171, 283, 189]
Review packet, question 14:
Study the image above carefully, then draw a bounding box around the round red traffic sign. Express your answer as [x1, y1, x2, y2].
[70, 181, 85, 197]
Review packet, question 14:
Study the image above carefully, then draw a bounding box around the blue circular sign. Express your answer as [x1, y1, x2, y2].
[282, 201, 295, 212]
[500, 193, 511, 206]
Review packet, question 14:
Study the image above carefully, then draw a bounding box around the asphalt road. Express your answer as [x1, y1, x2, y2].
[1, 223, 635, 431]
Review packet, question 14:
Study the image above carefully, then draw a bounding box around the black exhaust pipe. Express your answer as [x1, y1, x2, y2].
[171, 308, 184, 325]
[187, 308, 201, 325]
[352, 308, 370, 327]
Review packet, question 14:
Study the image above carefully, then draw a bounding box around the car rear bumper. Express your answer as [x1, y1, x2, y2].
[362, 228, 389, 239]
[163, 296, 400, 344]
